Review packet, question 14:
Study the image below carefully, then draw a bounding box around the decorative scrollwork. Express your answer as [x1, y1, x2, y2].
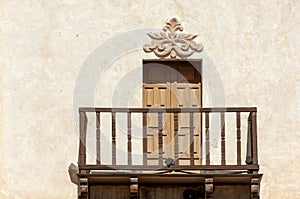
[143, 17, 203, 58]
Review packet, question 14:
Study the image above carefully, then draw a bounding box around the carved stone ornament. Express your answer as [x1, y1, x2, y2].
[143, 18, 204, 58]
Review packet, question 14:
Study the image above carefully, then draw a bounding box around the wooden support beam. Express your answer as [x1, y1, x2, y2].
[130, 177, 138, 199]
[78, 177, 88, 199]
[205, 178, 214, 199]
[251, 177, 260, 199]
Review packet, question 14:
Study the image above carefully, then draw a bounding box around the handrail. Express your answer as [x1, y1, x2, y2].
[79, 107, 257, 113]
[78, 107, 259, 173]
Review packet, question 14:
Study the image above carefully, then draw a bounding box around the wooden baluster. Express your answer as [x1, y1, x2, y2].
[246, 113, 253, 164]
[79, 111, 87, 167]
[251, 112, 258, 166]
[158, 112, 163, 166]
[205, 112, 210, 165]
[127, 112, 132, 166]
[236, 112, 241, 165]
[174, 112, 179, 165]
[96, 112, 101, 165]
[112, 112, 116, 165]
[221, 112, 226, 165]
[143, 112, 147, 166]
[189, 112, 195, 166]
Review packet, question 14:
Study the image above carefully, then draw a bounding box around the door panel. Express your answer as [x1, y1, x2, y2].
[143, 84, 171, 164]
[143, 83, 201, 165]
[171, 83, 201, 165]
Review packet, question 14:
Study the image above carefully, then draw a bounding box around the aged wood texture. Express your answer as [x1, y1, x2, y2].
[89, 185, 129, 199]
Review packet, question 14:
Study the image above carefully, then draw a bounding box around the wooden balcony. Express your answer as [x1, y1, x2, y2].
[77, 107, 259, 173]
[74, 107, 262, 199]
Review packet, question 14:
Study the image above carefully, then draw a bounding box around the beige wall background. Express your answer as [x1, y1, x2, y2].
[0, 0, 299, 198]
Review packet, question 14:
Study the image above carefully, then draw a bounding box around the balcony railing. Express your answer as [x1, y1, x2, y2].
[78, 107, 259, 173]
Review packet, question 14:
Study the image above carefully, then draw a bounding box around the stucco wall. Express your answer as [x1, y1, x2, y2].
[0, 0, 299, 198]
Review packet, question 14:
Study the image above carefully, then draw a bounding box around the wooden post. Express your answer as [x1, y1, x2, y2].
[246, 113, 253, 165]
[251, 112, 258, 166]
[79, 111, 87, 167]
[236, 112, 241, 165]
[96, 112, 101, 165]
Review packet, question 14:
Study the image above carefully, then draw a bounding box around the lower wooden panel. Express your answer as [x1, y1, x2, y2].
[213, 185, 250, 199]
[140, 185, 204, 199]
[89, 185, 130, 199]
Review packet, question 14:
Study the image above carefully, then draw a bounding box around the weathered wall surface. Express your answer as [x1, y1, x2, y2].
[0, 0, 299, 198]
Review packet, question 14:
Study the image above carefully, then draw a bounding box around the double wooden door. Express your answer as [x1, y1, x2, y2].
[143, 60, 202, 165]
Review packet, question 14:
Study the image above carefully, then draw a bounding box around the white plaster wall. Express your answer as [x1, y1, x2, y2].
[0, 0, 299, 198]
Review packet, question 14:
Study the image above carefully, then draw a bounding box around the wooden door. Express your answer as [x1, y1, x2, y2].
[143, 83, 172, 163]
[143, 60, 202, 166]
[171, 83, 201, 165]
